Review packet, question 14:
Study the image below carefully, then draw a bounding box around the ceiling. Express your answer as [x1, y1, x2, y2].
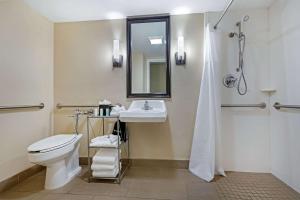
[132, 22, 166, 58]
[23, 0, 275, 23]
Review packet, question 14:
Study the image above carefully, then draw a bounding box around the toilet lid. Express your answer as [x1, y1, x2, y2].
[27, 134, 77, 153]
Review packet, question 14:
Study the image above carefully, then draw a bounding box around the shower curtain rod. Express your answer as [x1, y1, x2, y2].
[213, 0, 235, 29]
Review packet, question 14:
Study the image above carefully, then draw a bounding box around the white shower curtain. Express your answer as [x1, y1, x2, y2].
[189, 24, 225, 182]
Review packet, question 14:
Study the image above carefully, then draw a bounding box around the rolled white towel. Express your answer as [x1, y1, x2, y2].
[92, 164, 121, 178]
[91, 163, 117, 171]
[92, 168, 118, 178]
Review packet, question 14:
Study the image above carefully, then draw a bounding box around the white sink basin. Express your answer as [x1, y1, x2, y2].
[120, 100, 167, 122]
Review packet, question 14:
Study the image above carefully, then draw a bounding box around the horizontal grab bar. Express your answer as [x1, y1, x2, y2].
[57, 103, 98, 109]
[0, 103, 44, 110]
[273, 102, 300, 110]
[57, 103, 267, 109]
[221, 103, 266, 109]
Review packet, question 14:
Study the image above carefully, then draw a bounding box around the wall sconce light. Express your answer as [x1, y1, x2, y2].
[175, 36, 186, 65]
[112, 39, 123, 67]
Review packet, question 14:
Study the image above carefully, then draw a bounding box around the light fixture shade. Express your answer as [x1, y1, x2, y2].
[177, 36, 184, 58]
[113, 39, 123, 67]
[175, 36, 186, 65]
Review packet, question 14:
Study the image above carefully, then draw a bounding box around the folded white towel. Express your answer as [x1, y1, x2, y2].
[99, 99, 111, 105]
[91, 163, 118, 171]
[92, 149, 120, 165]
[90, 134, 120, 148]
[93, 156, 117, 165]
[91, 134, 118, 143]
[110, 105, 126, 116]
[92, 164, 121, 178]
[90, 141, 119, 148]
[92, 168, 118, 178]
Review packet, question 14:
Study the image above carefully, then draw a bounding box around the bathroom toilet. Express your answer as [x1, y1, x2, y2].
[27, 134, 82, 190]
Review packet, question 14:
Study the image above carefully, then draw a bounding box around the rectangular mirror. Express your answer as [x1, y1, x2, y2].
[127, 15, 171, 98]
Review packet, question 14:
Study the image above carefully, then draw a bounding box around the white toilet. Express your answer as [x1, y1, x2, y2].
[28, 134, 82, 190]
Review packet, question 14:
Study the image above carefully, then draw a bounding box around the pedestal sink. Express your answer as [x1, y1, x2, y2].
[119, 100, 167, 122]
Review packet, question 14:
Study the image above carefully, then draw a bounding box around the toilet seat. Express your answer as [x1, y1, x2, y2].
[28, 134, 77, 153]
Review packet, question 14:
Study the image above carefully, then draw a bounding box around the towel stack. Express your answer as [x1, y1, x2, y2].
[92, 149, 121, 177]
[90, 134, 120, 148]
[110, 105, 126, 116]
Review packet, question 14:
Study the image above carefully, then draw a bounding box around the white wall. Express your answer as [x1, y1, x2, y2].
[269, 0, 300, 193]
[0, 0, 53, 181]
[207, 9, 271, 173]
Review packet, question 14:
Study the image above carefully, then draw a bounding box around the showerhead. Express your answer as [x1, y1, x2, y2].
[243, 15, 250, 22]
[236, 15, 250, 26]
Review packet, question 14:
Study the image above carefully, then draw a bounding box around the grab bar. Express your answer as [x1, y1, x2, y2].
[57, 103, 98, 109]
[273, 102, 300, 110]
[0, 103, 44, 110]
[221, 102, 266, 109]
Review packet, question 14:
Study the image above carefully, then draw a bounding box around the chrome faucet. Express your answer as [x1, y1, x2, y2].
[143, 100, 152, 110]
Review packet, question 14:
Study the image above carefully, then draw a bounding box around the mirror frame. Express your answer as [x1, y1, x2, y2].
[126, 15, 171, 98]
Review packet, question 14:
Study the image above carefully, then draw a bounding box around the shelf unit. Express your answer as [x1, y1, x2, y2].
[86, 115, 130, 183]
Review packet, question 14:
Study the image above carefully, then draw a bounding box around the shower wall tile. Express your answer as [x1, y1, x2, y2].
[269, 0, 300, 193]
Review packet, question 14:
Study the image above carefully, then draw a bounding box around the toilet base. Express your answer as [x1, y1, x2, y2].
[44, 142, 81, 190]
[45, 161, 81, 190]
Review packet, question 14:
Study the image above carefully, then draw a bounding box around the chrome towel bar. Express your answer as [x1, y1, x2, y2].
[221, 103, 266, 109]
[0, 103, 44, 110]
[273, 102, 300, 110]
[57, 103, 98, 109]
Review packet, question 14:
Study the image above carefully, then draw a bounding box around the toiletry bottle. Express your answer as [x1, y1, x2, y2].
[94, 108, 99, 116]
[106, 108, 110, 116]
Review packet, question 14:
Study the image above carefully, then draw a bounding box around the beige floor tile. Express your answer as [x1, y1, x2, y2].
[10, 175, 45, 193]
[124, 167, 162, 181]
[126, 179, 187, 200]
[187, 182, 219, 200]
[124, 166, 204, 186]
[68, 181, 129, 197]
[2, 166, 300, 200]
[32, 193, 93, 200]
[47, 177, 84, 194]
[93, 196, 156, 200]
[0, 191, 43, 200]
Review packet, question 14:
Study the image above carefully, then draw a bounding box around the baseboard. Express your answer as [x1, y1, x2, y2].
[79, 157, 189, 169]
[0, 165, 45, 193]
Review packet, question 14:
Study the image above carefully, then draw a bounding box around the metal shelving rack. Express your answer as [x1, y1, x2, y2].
[87, 115, 130, 183]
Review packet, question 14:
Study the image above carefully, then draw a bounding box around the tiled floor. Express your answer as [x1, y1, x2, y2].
[0, 166, 299, 200]
[216, 172, 300, 200]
